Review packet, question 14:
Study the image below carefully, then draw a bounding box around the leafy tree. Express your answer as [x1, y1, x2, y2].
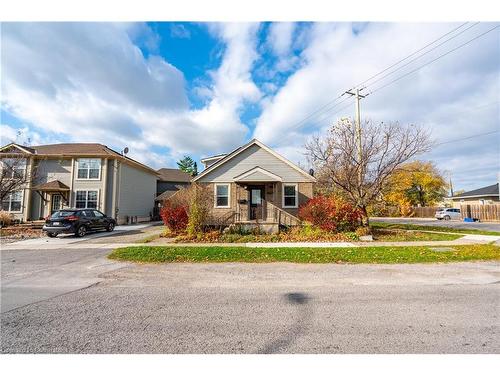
[177, 156, 198, 176]
[383, 161, 448, 214]
[306, 118, 431, 225]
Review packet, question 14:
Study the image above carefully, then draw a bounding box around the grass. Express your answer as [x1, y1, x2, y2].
[372, 228, 462, 242]
[370, 221, 500, 236]
[108, 244, 500, 264]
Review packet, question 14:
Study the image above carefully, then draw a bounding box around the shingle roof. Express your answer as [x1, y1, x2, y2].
[32, 180, 70, 191]
[453, 183, 499, 198]
[156, 168, 192, 182]
[31, 143, 119, 156]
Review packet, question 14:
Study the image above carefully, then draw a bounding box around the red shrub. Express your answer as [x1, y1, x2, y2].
[160, 201, 188, 232]
[298, 195, 362, 232]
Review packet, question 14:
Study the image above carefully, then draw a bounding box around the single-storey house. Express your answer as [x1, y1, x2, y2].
[450, 183, 500, 208]
[193, 139, 316, 232]
[0, 142, 158, 224]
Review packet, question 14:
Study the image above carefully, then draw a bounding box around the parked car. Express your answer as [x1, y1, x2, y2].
[43, 209, 116, 237]
[435, 208, 461, 220]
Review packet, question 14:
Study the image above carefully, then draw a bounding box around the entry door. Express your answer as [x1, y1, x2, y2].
[249, 187, 264, 220]
[51, 194, 62, 213]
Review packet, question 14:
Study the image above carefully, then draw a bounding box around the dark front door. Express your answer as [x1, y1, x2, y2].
[249, 186, 264, 220]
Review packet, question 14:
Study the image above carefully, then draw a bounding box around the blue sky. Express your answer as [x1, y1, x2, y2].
[1, 22, 499, 190]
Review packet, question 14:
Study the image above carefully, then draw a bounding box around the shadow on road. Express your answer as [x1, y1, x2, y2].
[257, 292, 312, 354]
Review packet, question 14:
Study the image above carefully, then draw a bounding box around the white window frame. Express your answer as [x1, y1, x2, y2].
[214, 183, 231, 208]
[1, 158, 27, 179]
[2, 190, 24, 213]
[282, 183, 298, 208]
[76, 158, 101, 180]
[74, 189, 99, 209]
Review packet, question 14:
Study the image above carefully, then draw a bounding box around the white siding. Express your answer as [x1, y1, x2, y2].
[197, 144, 310, 183]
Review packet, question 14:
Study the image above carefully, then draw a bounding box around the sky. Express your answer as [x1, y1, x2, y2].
[1, 22, 499, 191]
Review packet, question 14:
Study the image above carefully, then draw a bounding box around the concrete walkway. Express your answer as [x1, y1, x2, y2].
[3, 233, 499, 251]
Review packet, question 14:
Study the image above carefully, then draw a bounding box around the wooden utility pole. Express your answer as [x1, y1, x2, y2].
[345, 88, 366, 181]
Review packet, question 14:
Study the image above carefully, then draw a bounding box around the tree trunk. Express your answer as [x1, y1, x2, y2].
[360, 205, 370, 226]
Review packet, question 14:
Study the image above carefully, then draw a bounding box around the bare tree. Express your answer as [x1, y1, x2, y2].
[0, 156, 37, 204]
[306, 118, 432, 225]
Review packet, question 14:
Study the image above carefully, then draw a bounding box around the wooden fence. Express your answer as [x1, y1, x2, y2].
[461, 204, 500, 222]
[411, 207, 439, 218]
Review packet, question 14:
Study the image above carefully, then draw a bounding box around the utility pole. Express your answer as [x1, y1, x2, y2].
[345, 88, 366, 182]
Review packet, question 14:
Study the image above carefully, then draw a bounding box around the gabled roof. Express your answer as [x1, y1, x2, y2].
[452, 183, 499, 199]
[192, 139, 316, 182]
[0, 143, 36, 154]
[233, 166, 282, 182]
[32, 180, 70, 191]
[157, 168, 192, 182]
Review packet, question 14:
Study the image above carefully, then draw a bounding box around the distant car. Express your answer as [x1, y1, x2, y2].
[435, 208, 461, 221]
[42, 209, 116, 237]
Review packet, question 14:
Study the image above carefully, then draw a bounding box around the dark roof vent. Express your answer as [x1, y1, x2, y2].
[309, 168, 315, 176]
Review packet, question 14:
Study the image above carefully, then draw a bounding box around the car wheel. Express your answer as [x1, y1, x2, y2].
[444, 215, 451, 221]
[76, 225, 87, 237]
[106, 222, 115, 232]
[47, 232, 58, 238]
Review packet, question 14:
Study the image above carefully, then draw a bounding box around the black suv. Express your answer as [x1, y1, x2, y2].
[42, 209, 116, 237]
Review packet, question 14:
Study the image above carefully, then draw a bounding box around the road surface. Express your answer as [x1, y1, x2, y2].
[2, 246, 499, 354]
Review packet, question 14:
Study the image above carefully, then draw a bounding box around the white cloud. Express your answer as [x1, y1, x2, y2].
[170, 24, 191, 39]
[1, 22, 262, 167]
[267, 22, 295, 56]
[254, 22, 500, 190]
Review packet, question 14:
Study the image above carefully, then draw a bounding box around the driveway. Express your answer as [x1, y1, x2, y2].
[372, 217, 500, 232]
[1, 247, 499, 353]
[1, 222, 163, 249]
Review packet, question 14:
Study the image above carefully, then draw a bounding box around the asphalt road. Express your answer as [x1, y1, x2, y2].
[372, 217, 500, 232]
[1, 247, 499, 354]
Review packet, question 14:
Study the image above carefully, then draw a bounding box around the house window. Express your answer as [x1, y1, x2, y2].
[1, 158, 26, 179]
[75, 190, 98, 209]
[282, 183, 298, 208]
[1, 191, 23, 212]
[77, 158, 101, 179]
[215, 184, 230, 208]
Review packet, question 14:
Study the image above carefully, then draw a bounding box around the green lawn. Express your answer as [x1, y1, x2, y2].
[370, 222, 500, 236]
[108, 244, 500, 264]
[372, 229, 462, 242]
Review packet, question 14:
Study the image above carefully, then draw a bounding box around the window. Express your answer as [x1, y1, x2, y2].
[215, 184, 230, 208]
[282, 184, 298, 208]
[1, 158, 26, 179]
[75, 190, 98, 209]
[1, 191, 23, 212]
[77, 158, 101, 179]
[93, 210, 104, 218]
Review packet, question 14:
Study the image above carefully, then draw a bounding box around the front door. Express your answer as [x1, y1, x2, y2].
[249, 186, 264, 220]
[51, 194, 62, 214]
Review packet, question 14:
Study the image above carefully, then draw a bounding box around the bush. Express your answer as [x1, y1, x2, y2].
[298, 194, 362, 232]
[160, 201, 188, 233]
[0, 211, 13, 227]
[186, 184, 211, 236]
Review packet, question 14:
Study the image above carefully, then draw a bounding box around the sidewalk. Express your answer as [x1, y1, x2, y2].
[3, 233, 499, 251]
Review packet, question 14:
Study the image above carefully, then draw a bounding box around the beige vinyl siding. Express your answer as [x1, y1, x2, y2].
[117, 162, 157, 220]
[72, 158, 105, 211]
[34, 159, 73, 187]
[197, 144, 311, 183]
[105, 159, 115, 216]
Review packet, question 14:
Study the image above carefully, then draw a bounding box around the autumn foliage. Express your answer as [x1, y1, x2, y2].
[160, 201, 188, 232]
[298, 194, 362, 232]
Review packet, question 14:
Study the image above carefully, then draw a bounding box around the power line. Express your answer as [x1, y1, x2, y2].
[352, 22, 471, 90]
[361, 22, 480, 90]
[284, 23, 482, 132]
[368, 24, 500, 95]
[435, 130, 500, 146]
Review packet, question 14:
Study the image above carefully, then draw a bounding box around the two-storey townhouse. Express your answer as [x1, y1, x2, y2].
[0, 143, 159, 224]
